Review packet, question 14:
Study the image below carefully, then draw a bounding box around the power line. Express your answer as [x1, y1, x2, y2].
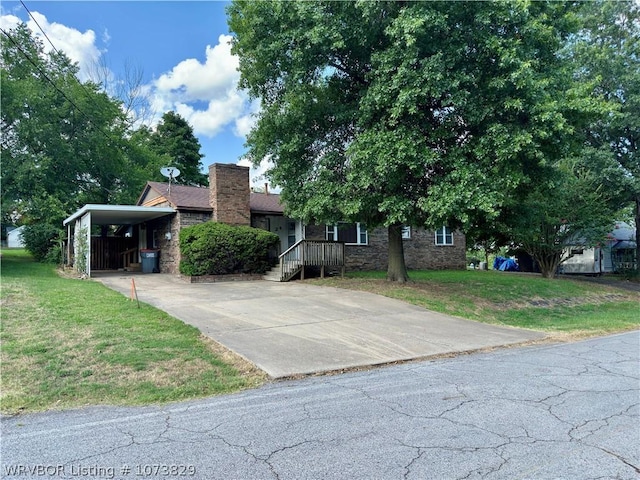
[19, 0, 62, 57]
[0, 27, 87, 121]
[1, 27, 122, 193]
[17, 1, 151, 133]
[18, 0, 115, 118]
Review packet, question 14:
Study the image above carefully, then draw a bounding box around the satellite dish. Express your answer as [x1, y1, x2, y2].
[160, 167, 181, 197]
[160, 167, 181, 179]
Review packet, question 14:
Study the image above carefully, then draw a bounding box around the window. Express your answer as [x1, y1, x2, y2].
[402, 226, 411, 239]
[287, 221, 296, 248]
[435, 226, 453, 246]
[326, 223, 368, 245]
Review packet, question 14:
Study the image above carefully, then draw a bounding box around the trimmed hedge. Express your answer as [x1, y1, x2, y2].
[179, 222, 280, 276]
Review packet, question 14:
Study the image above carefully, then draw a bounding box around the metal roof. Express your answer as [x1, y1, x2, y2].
[63, 205, 175, 226]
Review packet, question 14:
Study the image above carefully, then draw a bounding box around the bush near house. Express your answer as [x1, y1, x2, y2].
[21, 223, 63, 263]
[179, 222, 279, 276]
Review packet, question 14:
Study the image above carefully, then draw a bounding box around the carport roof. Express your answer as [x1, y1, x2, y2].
[63, 204, 175, 226]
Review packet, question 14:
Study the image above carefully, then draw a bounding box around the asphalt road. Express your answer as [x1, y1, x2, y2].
[2, 331, 638, 480]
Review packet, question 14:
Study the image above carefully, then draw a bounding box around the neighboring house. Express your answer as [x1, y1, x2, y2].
[560, 221, 637, 274]
[7, 226, 25, 248]
[63, 163, 466, 278]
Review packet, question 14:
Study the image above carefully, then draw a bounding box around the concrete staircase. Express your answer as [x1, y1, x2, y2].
[262, 261, 302, 282]
[262, 265, 283, 282]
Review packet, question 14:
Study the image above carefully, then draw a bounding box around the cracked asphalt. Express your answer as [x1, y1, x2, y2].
[2, 331, 638, 480]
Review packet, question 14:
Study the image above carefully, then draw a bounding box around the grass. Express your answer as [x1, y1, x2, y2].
[0, 250, 266, 415]
[309, 270, 640, 336]
[2, 251, 637, 414]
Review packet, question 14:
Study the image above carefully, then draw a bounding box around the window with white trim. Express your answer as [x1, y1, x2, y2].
[326, 223, 368, 245]
[435, 226, 454, 246]
[402, 226, 411, 239]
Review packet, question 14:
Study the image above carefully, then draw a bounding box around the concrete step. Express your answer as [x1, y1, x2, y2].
[263, 268, 282, 282]
[263, 275, 282, 282]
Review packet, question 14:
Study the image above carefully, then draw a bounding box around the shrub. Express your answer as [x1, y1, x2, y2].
[179, 222, 280, 276]
[21, 223, 63, 263]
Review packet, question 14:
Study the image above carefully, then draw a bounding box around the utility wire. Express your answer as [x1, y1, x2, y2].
[18, 0, 114, 116]
[0, 27, 88, 122]
[1, 27, 120, 194]
[19, 0, 62, 57]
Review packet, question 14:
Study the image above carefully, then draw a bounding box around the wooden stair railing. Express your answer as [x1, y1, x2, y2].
[276, 240, 345, 282]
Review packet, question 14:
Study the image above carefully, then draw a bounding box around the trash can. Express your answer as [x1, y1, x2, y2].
[140, 249, 159, 273]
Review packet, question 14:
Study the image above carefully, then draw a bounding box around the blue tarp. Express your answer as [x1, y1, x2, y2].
[493, 256, 520, 272]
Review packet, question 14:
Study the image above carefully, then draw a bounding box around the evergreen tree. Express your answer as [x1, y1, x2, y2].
[150, 111, 208, 186]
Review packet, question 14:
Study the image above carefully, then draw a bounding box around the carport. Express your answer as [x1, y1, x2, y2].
[63, 204, 175, 277]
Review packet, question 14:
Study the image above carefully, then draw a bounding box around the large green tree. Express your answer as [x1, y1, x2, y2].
[228, 1, 585, 281]
[1, 24, 149, 258]
[507, 159, 617, 278]
[1, 25, 132, 219]
[150, 111, 207, 186]
[570, 0, 639, 270]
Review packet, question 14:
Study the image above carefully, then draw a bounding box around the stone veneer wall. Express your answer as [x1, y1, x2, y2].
[305, 224, 466, 271]
[209, 163, 250, 226]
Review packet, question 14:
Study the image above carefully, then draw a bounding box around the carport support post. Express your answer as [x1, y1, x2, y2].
[66, 224, 72, 267]
[300, 242, 305, 280]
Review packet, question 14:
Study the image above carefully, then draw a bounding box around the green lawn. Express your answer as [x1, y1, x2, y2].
[310, 270, 640, 335]
[2, 250, 637, 415]
[0, 250, 265, 414]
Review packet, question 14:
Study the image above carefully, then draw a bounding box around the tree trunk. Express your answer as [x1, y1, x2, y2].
[387, 223, 409, 282]
[535, 251, 562, 279]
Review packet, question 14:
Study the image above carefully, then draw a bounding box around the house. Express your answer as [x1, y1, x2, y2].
[7, 226, 25, 248]
[63, 163, 466, 278]
[560, 221, 637, 274]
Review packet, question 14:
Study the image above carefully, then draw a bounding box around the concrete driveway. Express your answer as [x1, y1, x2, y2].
[96, 273, 546, 378]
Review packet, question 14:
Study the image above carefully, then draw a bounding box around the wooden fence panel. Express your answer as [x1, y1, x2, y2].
[91, 237, 137, 270]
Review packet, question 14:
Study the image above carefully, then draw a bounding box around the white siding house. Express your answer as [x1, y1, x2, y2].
[7, 226, 25, 248]
[561, 221, 637, 274]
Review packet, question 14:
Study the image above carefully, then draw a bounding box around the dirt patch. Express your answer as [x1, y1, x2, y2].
[199, 335, 268, 385]
[501, 293, 631, 310]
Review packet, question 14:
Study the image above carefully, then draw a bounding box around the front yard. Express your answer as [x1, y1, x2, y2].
[309, 270, 640, 337]
[2, 250, 637, 415]
[0, 250, 266, 415]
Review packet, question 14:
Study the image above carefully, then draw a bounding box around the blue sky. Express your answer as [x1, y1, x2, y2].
[1, 1, 268, 183]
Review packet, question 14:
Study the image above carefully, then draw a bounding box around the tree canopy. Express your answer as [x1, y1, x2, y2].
[0, 24, 205, 260]
[570, 0, 639, 270]
[228, 0, 593, 281]
[1, 24, 131, 226]
[150, 111, 208, 187]
[493, 0, 639, 277]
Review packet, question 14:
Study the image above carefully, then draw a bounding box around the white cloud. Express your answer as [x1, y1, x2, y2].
[1, 11, 106, 83]
[154, 38, 238, 101]
[2, 12, 260, 152]
[148, 34, 257, 139]
[0, 13, 21, 30]
[238, 156, 279, 192]
[1, 11, 104, 82]
[234, 98, 261, 137]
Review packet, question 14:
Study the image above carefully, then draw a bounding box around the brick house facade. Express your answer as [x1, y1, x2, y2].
[304, 224, 466, 272]
[139, 163, 466, 274]
[65, 162, 466, 276]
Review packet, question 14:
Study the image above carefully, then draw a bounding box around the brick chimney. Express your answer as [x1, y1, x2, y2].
[208, 163, 250, 226]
